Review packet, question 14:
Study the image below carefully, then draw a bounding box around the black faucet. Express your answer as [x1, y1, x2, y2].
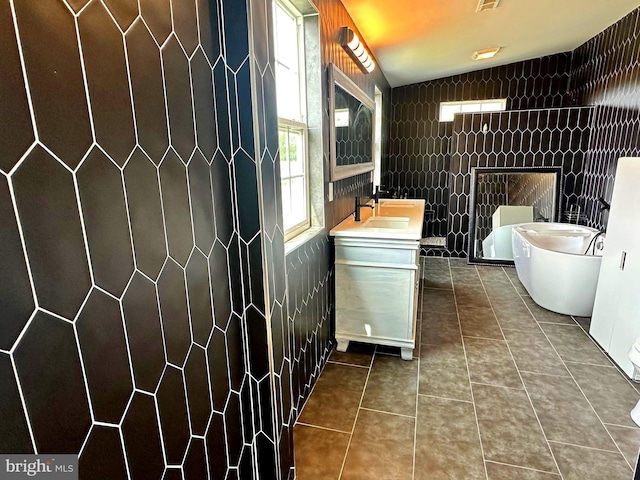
[373, 185, 392, 203]
[354, 196, 374, 222]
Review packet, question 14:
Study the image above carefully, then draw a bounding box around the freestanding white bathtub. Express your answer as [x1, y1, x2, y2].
[512, 223, 605, 317]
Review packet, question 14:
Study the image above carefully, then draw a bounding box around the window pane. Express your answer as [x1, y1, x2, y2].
[288, 129, 304, 177]
[440, 104, 459, 122]
[281, 178, 293, 230]
[440, 99, 506, 122]
[276, 64, 301, 121]
[480, 102, 504, 112]
[275, 5, 298, 68]
[278, 128, 290, 179]
[274, 2, 302, 123]
[289, 176, 307, 226]
[460, 103, 478, 113]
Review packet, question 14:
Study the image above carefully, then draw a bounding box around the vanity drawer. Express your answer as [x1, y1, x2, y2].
[335, 244, 416, 266]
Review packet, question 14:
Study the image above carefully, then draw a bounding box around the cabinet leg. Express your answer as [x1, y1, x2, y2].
[336, 339, 349, 353]
[400, 348, 413, 361]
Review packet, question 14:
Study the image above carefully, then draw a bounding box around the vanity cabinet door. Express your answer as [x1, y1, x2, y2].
[335, 264, 413, 342]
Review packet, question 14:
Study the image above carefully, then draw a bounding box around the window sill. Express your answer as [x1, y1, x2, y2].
[284, 226, 325, 256]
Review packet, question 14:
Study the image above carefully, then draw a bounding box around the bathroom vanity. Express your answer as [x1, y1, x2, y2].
[329, 199, 426, 360]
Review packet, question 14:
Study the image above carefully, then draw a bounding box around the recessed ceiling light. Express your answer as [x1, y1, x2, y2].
[476, 0, 500, 12]
[472, 47, 501, 60]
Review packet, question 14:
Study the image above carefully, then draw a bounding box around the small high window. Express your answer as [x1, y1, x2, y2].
[439, 99, 507, 122]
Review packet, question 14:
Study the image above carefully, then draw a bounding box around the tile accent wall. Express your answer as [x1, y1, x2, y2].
[247, 0, 295, 477]
[0, 0, 289, 478]
[388, 54, 572, 243]
[286, 236, 332, 417]
[282, 0, 392, 422]
[448, 107, 593, 256]
[569, 7, 640, 230]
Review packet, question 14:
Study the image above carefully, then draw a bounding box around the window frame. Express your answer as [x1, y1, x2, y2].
[278, 118, 311, 240]
[273, 0, 312, 241]
[439, 99, 507, 122]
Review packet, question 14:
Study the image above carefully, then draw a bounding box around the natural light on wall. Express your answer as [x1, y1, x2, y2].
[439, 99, 507, 122]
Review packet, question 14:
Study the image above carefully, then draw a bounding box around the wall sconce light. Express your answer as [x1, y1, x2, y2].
[340, 27, 375, 73]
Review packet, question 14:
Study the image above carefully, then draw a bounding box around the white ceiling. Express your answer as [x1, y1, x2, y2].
[339, 0, 640, 87]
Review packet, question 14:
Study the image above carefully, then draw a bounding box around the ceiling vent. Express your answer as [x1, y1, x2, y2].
[476, 0, 500, 12]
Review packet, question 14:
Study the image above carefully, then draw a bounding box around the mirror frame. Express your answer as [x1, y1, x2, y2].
[328, 63, 375, 181]
[468, 166, 563, 265]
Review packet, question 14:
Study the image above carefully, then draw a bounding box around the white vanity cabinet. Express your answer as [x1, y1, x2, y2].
[330, 199, 425, 360]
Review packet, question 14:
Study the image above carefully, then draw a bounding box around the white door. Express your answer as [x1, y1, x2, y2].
[590, 157, 640, 377]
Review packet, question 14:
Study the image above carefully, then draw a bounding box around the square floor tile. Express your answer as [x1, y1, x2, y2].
[485, 461, 560, 479]
[464, 337, 522, 389]
[473, 383, 557, 473]
[341, 409, 414, 480]
[522, 296, 575, 325]
[521, 372, 617, 451]
[540, 324, 611, 366]
[567, 362, 639, 428]
[294, 424, 350, 480]
[605, 424, 640, 467]
[328, 342, 375, 368]
[298, 363, 368, 432]
[415, 395, 485, 480]
[419, 343, 472, 402]
[549, 441, 631, 480]
[503, 328, 569, 377]
[362, 354, 418, 417]
[458, 306, 503, 339]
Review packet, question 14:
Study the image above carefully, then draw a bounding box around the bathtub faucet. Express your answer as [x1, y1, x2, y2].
[598, 197, 611, 212]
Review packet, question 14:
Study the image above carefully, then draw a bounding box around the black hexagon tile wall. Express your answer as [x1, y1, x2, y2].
[2, 0, 640, 477]
[0, 0, 294, 478]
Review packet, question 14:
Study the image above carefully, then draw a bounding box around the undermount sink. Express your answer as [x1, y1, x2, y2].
[379, 200, 417, 207]
[363, 216, 410, 229]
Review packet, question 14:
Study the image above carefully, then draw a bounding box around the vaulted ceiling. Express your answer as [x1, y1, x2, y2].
[339, 0, 640, 87]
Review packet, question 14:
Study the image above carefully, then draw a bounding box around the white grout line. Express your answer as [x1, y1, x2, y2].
[517, 370, 572, 378]
[326, 360, 370, 369]
[416, 393, 473, 404]
[484, 459, 561, 476]
[509, 270, 634, 474]
[562, 359, 616, 368]
[337, 346, 375, 480]
[602, 422, 640, 430]
[468, 380, 526, 391]
[461, 333, 506, 342]
[449, 260, 490, 480]
[294, 422, 351, 435]
[547, 439, 620, 454]
[478, 266, 566, 479]
[359, 406, 416, 420]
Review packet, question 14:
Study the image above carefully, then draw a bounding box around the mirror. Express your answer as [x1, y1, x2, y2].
[329, 63, 375, 181]
[468, 167, 562, 264]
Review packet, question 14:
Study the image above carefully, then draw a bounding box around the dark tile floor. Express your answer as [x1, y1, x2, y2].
[294, 257, 640, 479]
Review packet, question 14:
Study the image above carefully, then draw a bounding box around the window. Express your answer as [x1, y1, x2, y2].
[274, 0, 310, 239]
[439, 99, 507, 122]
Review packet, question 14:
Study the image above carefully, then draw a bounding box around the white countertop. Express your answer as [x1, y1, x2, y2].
[329, 198, 426, 240]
